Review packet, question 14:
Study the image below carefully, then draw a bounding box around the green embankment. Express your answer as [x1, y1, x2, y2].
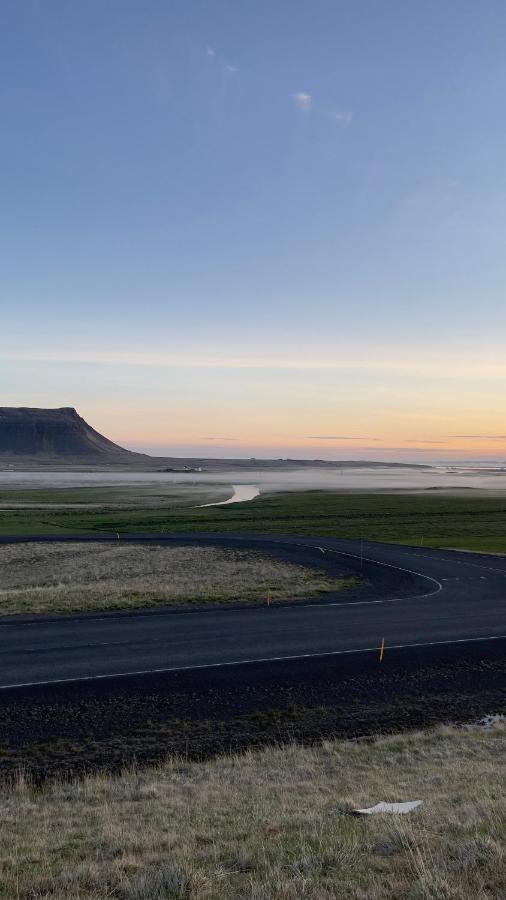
[0, 484, 230, 505]
[1, 490, 506, 552]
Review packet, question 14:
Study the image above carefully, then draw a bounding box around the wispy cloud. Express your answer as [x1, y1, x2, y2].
[204, 436, 239, 441]
[393, 412, 450, 421]
[4, 348, 506, 380]
[450, 434, 506, 440]
[292, 91, 313, 110]
[291, 92, 352, 127]
[305, 435, 382, 441]
[358, 447, 446, 453]
[205, 45, 238, 73]
[328, 108, 352, 127]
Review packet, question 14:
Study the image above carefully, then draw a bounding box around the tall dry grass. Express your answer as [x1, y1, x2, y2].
[0, 543, 351, 614]
[0, 723, 503, 898]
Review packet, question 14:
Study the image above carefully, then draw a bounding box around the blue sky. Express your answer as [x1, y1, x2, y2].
[2, 1, 506, 459]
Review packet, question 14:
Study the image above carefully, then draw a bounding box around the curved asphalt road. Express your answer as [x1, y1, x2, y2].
[0, 532, 505, 690]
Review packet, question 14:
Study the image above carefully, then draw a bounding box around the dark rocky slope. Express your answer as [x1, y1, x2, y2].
[0, 407, 133, 458]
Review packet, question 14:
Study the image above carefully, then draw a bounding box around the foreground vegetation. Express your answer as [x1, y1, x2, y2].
[1, 490, 506, 553]
[0, 543, 351, 615]
[0, 722, 503, 899]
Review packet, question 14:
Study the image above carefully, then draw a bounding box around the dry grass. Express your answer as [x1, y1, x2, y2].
[0, 723, 504, 898]
[0, 543, 352, 614]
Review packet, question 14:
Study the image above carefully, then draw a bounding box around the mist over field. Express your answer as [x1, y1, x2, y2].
[1, 465, 506, 495]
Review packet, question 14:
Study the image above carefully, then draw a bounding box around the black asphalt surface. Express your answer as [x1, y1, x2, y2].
[1, 532, 505, 691]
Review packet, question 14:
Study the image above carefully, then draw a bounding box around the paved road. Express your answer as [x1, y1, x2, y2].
[0, 532, 505, 689]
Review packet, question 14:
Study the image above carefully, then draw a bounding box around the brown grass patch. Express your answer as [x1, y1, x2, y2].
[0, 543, 353, 614]
[0, 723, 503, 898]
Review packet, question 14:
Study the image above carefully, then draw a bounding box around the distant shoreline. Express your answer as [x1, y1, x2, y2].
[0, 456, 431, 472]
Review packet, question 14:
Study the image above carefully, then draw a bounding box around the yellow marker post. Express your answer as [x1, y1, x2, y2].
[267, 592, 272, 607]
[379, 638, 385, 661]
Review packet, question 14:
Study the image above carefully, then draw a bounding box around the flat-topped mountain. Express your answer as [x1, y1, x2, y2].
[0, 407, 430, 470]
[0, 407, 133, 458]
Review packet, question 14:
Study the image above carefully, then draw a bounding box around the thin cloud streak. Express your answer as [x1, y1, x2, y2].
[291, 91, 352, 125]
[292, 91, 312, 109]
[205, 44, 238, 73]
[305, 435, 382, 441]
[3, 349, 506, 380]
[451, 435, 506, 440]
[328, 108, 352, 127]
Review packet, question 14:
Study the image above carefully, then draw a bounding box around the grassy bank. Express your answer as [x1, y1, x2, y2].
[0, 722, 503, 899]
[0, 483, 231, 507]
[0, 543, 353, 615]
[1, 491, 506, 552]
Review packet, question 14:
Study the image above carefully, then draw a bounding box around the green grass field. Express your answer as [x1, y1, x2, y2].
[0, 483, 230, 505]
[1, 490, 506, 552]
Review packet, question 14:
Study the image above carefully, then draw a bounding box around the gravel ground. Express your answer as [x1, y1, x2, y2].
[0, 639, 504, 783]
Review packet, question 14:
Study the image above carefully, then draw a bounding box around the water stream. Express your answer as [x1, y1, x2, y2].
[197, 484, 260, 507]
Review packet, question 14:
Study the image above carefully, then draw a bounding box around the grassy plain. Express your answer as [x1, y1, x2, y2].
[0, 543, 351, 615]
[1, 490, 506, 552]
[0, 723, 503, 899]
[0, 483, 231, 506]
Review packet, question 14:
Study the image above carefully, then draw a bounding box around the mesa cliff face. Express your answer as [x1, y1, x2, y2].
[0, 407, 132, 457]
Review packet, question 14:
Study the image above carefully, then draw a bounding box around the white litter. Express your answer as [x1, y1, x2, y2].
[478, 714, 505, 729]
[354, 800, 422, 815]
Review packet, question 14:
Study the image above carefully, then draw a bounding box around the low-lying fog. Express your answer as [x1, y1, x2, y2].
[1, 466, 506, 494]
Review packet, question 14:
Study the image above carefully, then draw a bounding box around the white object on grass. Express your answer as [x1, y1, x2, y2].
[479, 714, 504, 729]
[354, 800, 422, 815]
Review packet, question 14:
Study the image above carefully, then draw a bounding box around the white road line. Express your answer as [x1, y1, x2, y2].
[321, 547, 443, 598]
[302, 597, 399, 609]
[290, 540, 443, 598]
[390, 548, 506, 576]
[0, 596, 404, 631]
[0, 633, 504, 691]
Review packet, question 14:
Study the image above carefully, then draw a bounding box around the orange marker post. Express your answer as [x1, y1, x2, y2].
[267, 592, 272, 607]
[379, 638, 385, 661]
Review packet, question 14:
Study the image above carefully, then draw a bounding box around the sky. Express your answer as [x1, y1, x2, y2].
[1, 0, 506, 462]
